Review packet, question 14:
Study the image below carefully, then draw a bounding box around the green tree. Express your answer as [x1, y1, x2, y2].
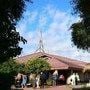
[0, 59, 26, 74]
[0, 59, 26, 89]
[0, 59, 18, 89]
[71, 0, 90, 29]
[70, 22, 89, 50]
[16, 63, 25, 73]
[0, 0, 32, 63]
[0, 59, 18, 74]
[71, 0, 90, 51]
[25, 58, 51, 74]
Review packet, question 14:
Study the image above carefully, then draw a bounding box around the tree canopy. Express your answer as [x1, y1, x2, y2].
[0, 59, 17, 74]
[0, 59, 26, 89]
[0, 59, 25, 74]
[71, 0, 90, 51]
[16, 63, 25, 73]
[70, 22, 89, 50]
[71, 0, 90, 29]
[25, 58, 51, 74]
[0, 0, 32, 62]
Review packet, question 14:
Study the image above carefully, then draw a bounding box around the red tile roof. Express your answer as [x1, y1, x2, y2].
[16, 52, 87, 70]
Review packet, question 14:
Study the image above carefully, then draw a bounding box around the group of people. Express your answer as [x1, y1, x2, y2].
[15, 71, 80, 88]
[15, 72, 47, 88]
[67, 73, 80, 85]
[52, 70, 80, 86]
[52, 70, 65, 86]
[15, 73, 27, 88]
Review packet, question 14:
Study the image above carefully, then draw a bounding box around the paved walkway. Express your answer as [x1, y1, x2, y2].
[21, 85, 72, 90]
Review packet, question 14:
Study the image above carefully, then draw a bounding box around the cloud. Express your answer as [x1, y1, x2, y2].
[38, 16, 47, 27]
[17, 4, 90, 62]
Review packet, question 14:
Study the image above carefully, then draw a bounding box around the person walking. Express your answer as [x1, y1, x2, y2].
[29, 73, 36, 88]
[15, 73, 22, 87]
[75, 73, 80, 85]
[40, 72, 46, 88]
[21, 74, 27, 88]
[52, 70, 58, 86]
[36, 74, 40, 88]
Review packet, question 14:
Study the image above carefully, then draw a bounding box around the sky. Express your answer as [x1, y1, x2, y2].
[17, 0, 90, 62]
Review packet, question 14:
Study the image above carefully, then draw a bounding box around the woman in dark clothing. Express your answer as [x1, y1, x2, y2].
[40, 72, 46, 88]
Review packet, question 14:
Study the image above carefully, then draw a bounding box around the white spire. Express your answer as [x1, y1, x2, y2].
[35, 29, 45, 53]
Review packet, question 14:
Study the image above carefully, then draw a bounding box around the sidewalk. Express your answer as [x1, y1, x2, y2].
[12, 85, 72, 90]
